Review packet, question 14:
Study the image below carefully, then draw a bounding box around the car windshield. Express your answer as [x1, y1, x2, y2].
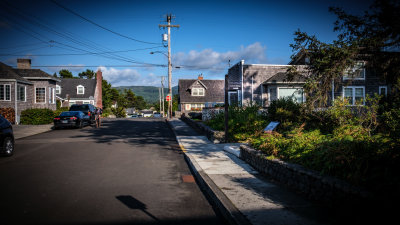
[70, 105, 89, 111]
[60, 111, 80, 117]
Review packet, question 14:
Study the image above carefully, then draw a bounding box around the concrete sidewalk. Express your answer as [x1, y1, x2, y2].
[12, 124, 53, 140]
[168, 118, 331, 225]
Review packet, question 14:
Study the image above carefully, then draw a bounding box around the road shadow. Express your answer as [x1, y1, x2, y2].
[70, 118, 182, 153]
[116, 195, 159, 222]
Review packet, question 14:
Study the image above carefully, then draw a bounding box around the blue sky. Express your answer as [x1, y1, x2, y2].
[0, 0, 373, 87]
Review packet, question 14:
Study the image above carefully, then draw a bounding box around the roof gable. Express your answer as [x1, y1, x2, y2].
[189, 80, 208, 89]
[179, 79, 224, 103]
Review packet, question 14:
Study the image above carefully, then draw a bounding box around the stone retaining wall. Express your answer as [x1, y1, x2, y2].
[240, 144, 371, 203]
[202, 108, 224, 121]
[180, 115, 225, 143]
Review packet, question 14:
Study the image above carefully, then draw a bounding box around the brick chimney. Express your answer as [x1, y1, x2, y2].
[95, 69, 103, 108]
[17, 58, 31, 69]
[198, 74, 203, 80]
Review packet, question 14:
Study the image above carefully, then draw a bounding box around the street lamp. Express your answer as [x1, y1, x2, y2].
[150, 51, 168, 58]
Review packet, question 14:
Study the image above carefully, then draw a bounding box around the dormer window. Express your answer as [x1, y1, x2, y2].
[77, 85, 84, 94]
[192, 88, 204, 96]
[56, 85, 61, 94]
[343, 61, 365, 80]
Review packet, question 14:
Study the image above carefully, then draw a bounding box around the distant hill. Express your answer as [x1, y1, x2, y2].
[114, 86, 178, 103]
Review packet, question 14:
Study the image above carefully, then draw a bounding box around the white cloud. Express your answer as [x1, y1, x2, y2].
[172, 42, 267, 70]
[98, 67, 160, 87]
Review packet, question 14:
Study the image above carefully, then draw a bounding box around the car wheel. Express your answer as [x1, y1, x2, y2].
[3, 137, 14, 156]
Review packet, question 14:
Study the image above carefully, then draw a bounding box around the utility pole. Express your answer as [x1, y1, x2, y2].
[159, 14, 179, 119]
[159, 87, 162, 115]
[157, 76, 166, 117]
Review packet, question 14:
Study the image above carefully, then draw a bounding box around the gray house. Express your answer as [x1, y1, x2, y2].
[56, 70, 103, 108]
[0, 59, 59, 124]
[178, 75, 224, 113]
[227, 59, 389, 107]
[227, 60, 307, 107]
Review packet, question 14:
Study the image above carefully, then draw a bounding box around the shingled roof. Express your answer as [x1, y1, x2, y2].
[0, 62, 32, 84]
[264, 72, 306, 84]
[14, 68, 59, 81]
[179, 79, 224, 103]
[58, 78, 97, 99]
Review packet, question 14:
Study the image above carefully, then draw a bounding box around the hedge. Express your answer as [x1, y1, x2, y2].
[20, 108, 55, 125]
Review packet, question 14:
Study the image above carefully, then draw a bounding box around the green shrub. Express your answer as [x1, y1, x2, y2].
[111, 107, 126, 118]
[205, 104, 269, 141]
[101, 108, 112, 118]
[20, 108, 54, 125]
[268, 98, 301, 123]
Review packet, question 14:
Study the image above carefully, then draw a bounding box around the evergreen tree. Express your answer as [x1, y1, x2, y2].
[78, 69, 96, 79]
[59, 69, 73, 79]
[289, 0, 400, 108]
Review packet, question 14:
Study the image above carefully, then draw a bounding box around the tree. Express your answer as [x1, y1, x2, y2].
[59, 69, 74, 79]
[330, 0, 400, 86]
[133, 95, 146, 110]
[78, 69, 96, 79]
[124, 89, 136, 108]
[102, 79, 115, 109]
[172, 94, 179, 112]
[289, 0, 400, 108]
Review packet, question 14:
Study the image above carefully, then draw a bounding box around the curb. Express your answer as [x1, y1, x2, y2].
[165, 119, 251, 225]
[13, 124, 54, 140]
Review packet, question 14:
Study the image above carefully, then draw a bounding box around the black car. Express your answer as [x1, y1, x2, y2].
[0, 115, 14, 156]
[69, 104, 96, 124]
[54, 111, 89, 129]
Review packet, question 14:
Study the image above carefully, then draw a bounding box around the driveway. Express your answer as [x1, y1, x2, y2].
[0, 118, 225, 225]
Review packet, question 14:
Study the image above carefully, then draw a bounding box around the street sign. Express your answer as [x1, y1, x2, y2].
[264, 121, 280, 133]
[166, 95, 171, 101]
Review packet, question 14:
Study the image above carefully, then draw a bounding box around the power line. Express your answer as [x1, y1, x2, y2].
[0, 46, 163, 56]
[0, 42, 45, 49]
[31, 64, 167, 68]
[0, 1, 160, 66]
[51, 0, 160, 45]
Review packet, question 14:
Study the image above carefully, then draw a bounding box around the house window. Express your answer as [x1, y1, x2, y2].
[0, 84, 11, 101]
[35, 87, 46, 103]
[17, 85, 26, 102]
[49, 87, 55, 104]
[277, 87, 304, 103]
[379, 86, 387, 96]
[343, 86, 365, 105]
[192, 88, 205, 96]
[190, 103, 204, 111]
[77, 85, 84, 94]
[343, 61, 365, 80]
[228, 91, 239, 106]
[56, 85, 61, 94]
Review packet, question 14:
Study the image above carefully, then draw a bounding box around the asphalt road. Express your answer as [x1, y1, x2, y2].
[0, 118, 225, 225]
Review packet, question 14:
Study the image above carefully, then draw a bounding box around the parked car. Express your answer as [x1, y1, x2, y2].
[153, 113, 161, 118]
[130, 114, 138, 118]
[0, 115, 14, 156]
[69, 104, 96, 124]
[54, 111, 89, 129]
